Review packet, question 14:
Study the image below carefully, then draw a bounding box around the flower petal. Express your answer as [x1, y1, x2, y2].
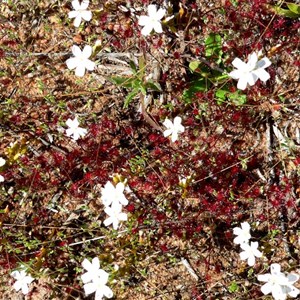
[138, 16, 149, 26]
[71, 0, 80, 10]
[147, 4, 157, 17]
[21, 284, 29, 295]
[156, 8, 166, 20]
[237, 76, 248, 90]
[82, 44, 92, 58]
[85, 59, 95, 71]
[256, 57, 271, 69]
[82, 258, 92, 271]
[81, 10, 92, 21]
[72, 45, 82, 57]
[141, 24, 153, 36]
[74, 15, 82, 27]
[75, 65, 86, 77]
[66, 57, 78, 70]
[68, 11, 79, 19]
[254, 69, 270, 82]
[91, 257, 100, 270]
[232, 57, 247, 70]
[260, 282, 272, 295]
[153, 21, 163, 33]
[80, 0, 90, 10]
[83, 282, 96, 295]
[271, 263, 281, 275]
[102, 285, 113, 298]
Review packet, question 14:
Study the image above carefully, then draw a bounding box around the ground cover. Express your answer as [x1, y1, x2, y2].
[0, 0, 299, 299]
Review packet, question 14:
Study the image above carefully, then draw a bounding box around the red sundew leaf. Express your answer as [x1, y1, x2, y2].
[160, 244, 168, 253]
[126, 203, 135, 213]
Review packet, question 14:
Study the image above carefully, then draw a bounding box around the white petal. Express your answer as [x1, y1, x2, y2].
[153, 21, 163, 33]
[81, 10, 92, 22]
[68, 11, 79, 19]
[11, 271, 20, 279]
[247, 255, 255, 266]
[74, 15, 82, 27]
[287, 286, 300, 297]
[138, 16, 149, 26]
[13, 281, 22, 292]
[82, 258, 92, 270]
[287, 273, 299, 284]
[237, 76, 248, 90]
[232, 57, 247, 70]
[171, 132, 178, 142]
[83, 282, 96, 295]
[254, 69, 270, 82]
[156, 8, 166, 20]
[75, 65, 86, 77]
[102, 285, 113, 298]
[257, 57, 271, 69]
[0, 175, 4, 182]
[72, 45, 82, 57]
[66, 58, 78, 70]
[91, 257, 100, 270]
[247, 53, 258, 70]
[271, 263, 282, 275]
[95, 289, 104, 300]
[84, 59, 95, 71]
[239, 251, 249, 261]
[257, 274, 270, 282]
[163, 118, 173, 129]
[72, 0, 80, 10]
[260, 282, 272, 295]
[246, 72, 258, 86]
[163, 129, 173, 137]
[112, 219, 120, 230]
[174, 117, 182, 126]
[116, 182, 125, 194]
[148, 4, 157, 17]
[80, 0, 90, 10]
[241, 221, 250, 231]
[118, 212, 128, 221]
[141, 24, 153, 36]
[21, 284, 29, 295]
[228, 69, 242, 80]
[103, 216, 113, 227]
[82, 45, 92, 58]
[81, 272, 93, 284]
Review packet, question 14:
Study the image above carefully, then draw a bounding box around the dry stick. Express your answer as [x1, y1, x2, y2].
[266, 118, 292, 257]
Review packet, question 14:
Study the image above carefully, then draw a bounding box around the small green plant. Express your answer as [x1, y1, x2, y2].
[110, 56, 161, 108]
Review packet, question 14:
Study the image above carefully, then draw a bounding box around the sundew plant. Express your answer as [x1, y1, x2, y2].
[0, 0, 300, 299]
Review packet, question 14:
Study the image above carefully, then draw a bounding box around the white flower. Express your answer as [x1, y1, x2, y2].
[257, 264, 297, 300]
[229, 52, 271, 90]
[65, 116, 87, 141]
[83, 270, 113, 300]
[163, 116, 185, 143]
[0, 175, 4, 182]
[233, 221, 251, 245]
[81, 257, 104, 284]
[68, 0, 92, 27]
[101, 181, 128, 207]
[66, 45, 95, 77]
[0, 157, 5, 167]
[138, 4, 166, 36]
[103, 202, 127, 230]
[282, 273, 300, 299]
[239, 241, 262, 266]
[11, 270, 34, 295]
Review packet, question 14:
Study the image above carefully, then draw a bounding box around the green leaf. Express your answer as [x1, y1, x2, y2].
[182, 79, 209, 104]
[145, 80, 162, 92]
[287, 3, 300, 14]
[270, 5, 300, 18]
[215, 88, 247, 106]
[205, 33, 223, 62]
[189, 61, 201, 72]
[124, 89, 139, 108]
[228, 281, 239, 293]
[110, 76, 134, 88]
[129, 60, 137, 74]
